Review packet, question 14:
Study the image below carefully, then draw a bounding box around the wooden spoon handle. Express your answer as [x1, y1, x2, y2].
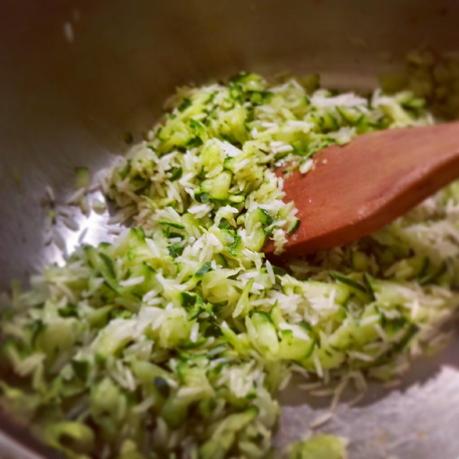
[279, 121, 459, 255]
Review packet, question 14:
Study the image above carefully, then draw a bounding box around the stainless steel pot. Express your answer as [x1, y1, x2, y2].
[1, 1, 459, 457]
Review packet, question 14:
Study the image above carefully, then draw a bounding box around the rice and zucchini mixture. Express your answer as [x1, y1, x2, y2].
[2, 58, 459, 458]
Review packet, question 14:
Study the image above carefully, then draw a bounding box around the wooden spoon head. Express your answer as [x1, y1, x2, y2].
[266, 122, 459, 257]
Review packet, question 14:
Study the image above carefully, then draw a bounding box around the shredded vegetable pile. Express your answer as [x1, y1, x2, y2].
[2, 61, 459, 459]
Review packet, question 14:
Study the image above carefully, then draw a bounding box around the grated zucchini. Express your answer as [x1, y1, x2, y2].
[2, 62, 459, 458]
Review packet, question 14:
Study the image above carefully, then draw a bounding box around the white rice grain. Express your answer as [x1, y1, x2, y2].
[119, 276, 145, 287]
[61, 215, 80, 232]
[309, 411, 334, 429]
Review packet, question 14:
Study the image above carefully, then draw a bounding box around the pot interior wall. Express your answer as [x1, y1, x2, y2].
[0, 1, 458, 458]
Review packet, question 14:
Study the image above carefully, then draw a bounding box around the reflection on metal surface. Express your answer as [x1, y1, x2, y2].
[42, 189, 121, 267]
[278, 344, 459, 458]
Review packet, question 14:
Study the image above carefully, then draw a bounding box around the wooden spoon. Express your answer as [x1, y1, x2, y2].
[268, 121, 459, 256]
